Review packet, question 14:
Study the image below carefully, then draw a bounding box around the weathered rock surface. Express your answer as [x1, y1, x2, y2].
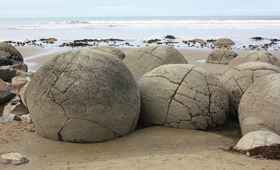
[0, 79, 16, 104]
[0, 152, 29, 165]
[138, 64, 229, 130]
[11, 76, 29, 94]
[213, 38, 235, 47]
[239, 74, 280, 136]
[0, 42, 23, 66]
[206, 49, 238, 64]
[221, 62, 280, 118]
[92, 46, 126, 60]
[123, 46, 188, 81]
[25, 49, 140, 143]
[11, 63, 28, 72]
[235, 131, 280, 150]
[225, 51, 280, 72]
[0, 66, 17, 81]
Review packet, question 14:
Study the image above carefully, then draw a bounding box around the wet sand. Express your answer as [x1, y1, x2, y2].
[1, 47, 280, 169]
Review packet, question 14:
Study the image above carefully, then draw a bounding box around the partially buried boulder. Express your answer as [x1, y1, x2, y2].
[213, 38, 235, 47]
[225, 51, 280, 72]
[123, 45, 188, 81]
[206, 49, 238, 64]
[0, 42, 23, 66]
[92, 45, 126, 60]
[239, 74, 280, 136]
[25, 49, 140, 143]
[235, 131, 280, 150]
[221, 62, 280, 118]
[138, 64, 229, 130]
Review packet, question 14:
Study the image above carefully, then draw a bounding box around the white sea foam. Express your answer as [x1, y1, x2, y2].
[1, 19, 280, 30]
[0, 16, 279, 43]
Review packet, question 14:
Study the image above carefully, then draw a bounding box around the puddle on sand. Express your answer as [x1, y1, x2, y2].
[196, 59, 206, 63]
[209, 119, 242, 145]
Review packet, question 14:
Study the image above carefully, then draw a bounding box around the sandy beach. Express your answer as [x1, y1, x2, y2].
[1, 47, 280, 169]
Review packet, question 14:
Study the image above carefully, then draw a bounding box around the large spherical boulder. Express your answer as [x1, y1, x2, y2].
[239, 74, 280, 136]
[213, 38, 235, 47]
[235, 131, 280, 150]
[25, 49, 140, 143]
[0, 43, 23, 66]
[221, 62, 280, 118]
[138, 64, 229, 130]
[206, 49, 238, 64]
[123, 45, 188, 81]
[225, 51, 280, 72]
[92, 46, 125, 60]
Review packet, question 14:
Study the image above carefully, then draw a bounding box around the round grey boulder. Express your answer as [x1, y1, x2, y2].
[92, 46, 126, 60]
[225, 51, 280, 72]
[239, 74, 280, 136]
[206, 49, 238, 64]
[213, 38, 235, 47]
[25, 49, 140, 143]
[123, 45, 188, 81]
[0, 43, 23, 66]
[221, 62, 280, 118]
[138, 64, 229, 130]
[235, 131, 280, 150]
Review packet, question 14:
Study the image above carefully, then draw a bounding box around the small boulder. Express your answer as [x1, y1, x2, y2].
[206, 49, 238, 64]
[10, 63, 28, 72]
[225, 51, 280, 72]
[239, 74, 280, 136]
[0, 153, 29, 165]
[0, 42, 23, 66]
[0, 79, 16, 104]
[235, 131, 280, 150]
[0, 66, 17, 81]
[213, 38, 235, 47]
[221, 62, 280, 118]
[11, 76, 29, 94]
[92, 46, 126, 60]
[138, 64, 229, 130]
[123, 45, 188, 81]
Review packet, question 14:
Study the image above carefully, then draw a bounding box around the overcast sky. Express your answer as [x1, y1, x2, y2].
[0, 0, 279, 18]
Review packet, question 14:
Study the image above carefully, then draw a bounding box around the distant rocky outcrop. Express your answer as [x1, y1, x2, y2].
[213, 38, 235, 47]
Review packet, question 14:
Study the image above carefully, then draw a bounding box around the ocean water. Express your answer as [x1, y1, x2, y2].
[0, 16, 280, 48]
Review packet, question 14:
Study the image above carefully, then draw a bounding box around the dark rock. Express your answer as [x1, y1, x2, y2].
[165, 35, 176, 39]
[0, 42, 23, 66]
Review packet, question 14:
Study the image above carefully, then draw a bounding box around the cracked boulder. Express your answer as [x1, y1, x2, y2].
[24, 49, 141, 143]
[235, 131, 280, 150]
[92, 46, 126, 60]
[206, 49, 238, 64]
[212, 38, 235, 47]
[123, 45, 188, 81]
[0, 42, 23, 66]
[239, 74, 280, 136]
[138, 64, 229, 130]
[225, 51, 280, 72]
[221, 62, 280, 118]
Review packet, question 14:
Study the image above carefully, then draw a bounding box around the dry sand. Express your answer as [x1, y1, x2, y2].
[1, 47, 280, 169]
